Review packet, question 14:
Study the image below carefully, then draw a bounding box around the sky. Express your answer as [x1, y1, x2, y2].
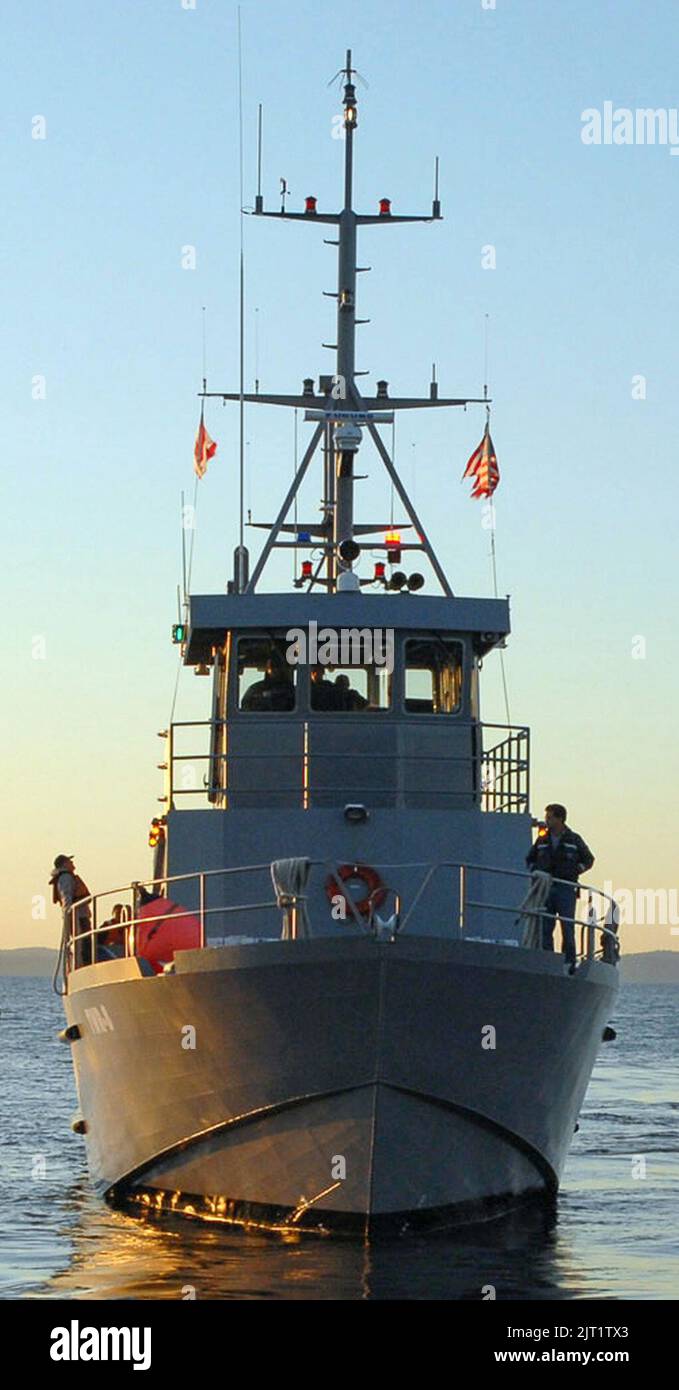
[3, 0, 678, 952]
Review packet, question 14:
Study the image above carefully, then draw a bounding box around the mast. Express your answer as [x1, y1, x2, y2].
[204, 52, 490, 598]
[334, 49, 359, 564]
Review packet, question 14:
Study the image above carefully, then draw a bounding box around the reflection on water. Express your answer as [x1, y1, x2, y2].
[41, 1186, 569, 1301]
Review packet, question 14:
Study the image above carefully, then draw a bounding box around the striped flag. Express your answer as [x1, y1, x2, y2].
[462, 424, 500, 499]
[194, 406, 217, 478]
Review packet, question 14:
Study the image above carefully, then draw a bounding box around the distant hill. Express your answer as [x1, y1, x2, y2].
[619, 951, 679, 984]
[0, 948, 57, 977]
[1, 946, 678, 982]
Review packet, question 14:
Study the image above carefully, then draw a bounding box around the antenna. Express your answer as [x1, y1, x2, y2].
[327, 54, 368, 89]
[254, 306, 260, 394]
[433, 156, 441, 218]
[293, 408, 298, 582]
[483, 313, 490, 408]
[180, 490, 188, 612]
[238, 7, 245, 556]
[255, 103, 263, 213]
[230, 4, 250, 595]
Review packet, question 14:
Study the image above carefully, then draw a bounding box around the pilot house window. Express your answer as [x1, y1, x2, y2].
[309, 663, 391, 712]
[404, 639, 463, 714]
[238, 637, 296, 711]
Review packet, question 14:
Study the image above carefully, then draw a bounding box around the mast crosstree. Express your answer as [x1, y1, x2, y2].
[205, 51, 489, 598]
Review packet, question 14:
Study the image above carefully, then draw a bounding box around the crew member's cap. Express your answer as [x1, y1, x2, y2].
[53, 854, 74, 871]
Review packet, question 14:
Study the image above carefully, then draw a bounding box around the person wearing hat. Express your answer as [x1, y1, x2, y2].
[50, 854, 92, 968]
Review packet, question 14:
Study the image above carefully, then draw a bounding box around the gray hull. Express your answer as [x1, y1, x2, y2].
[65, 938, 617, 1234]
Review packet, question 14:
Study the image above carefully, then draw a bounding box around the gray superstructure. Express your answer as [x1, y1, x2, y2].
[61, 53, 619, 1235]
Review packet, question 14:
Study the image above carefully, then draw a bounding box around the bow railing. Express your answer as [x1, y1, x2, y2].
[61, 857, 619, 982]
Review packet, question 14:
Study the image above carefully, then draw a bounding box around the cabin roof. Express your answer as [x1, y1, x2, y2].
[184, 592, 510, 663]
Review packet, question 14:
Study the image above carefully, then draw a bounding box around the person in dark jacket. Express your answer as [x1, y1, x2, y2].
[241, 657, 294, 711]
[526, 804, 595, 969]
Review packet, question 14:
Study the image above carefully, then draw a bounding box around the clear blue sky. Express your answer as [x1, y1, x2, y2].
[3, 0, 678, 949]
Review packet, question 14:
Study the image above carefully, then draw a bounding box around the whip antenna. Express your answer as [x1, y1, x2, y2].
[231, 5, 249, 593]
[255, 103, 263, 213]
[482, 314, 511, 725]
[238, 7, 245, 553]
[180, 489, 188, 613]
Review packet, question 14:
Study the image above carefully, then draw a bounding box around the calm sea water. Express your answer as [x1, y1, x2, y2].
[0, 978, 676, 1301]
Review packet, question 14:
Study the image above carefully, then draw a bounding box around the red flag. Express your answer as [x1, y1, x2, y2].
[194, 409, 217, 478]
[462, 424, 499, 499]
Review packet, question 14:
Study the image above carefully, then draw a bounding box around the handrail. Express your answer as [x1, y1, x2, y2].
[168, 719, 529, 732]
[65, 862, 285, 974]
[167, 718, 530, 812]
[398, 860, 617, 935]
[65, 855, 619, 978]
[73, 857, 616, 919]
[170, 751, 529, 763]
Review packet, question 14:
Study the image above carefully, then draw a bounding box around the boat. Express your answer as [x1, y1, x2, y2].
[58, 52, 620, 1236]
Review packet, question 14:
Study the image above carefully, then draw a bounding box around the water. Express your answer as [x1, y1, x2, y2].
[1, 978, 676, 1300]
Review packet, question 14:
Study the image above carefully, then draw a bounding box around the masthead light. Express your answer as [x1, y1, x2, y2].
[344, 82, 357, 127]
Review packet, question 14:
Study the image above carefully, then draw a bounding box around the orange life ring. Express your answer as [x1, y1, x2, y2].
[325, 863, 387, 918]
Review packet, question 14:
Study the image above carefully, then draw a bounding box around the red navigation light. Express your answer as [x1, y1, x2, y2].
[373, 562, 386, 581]
[301, 560, 313, 579]
[379, 198, 392, 216]
[305, 196, 317, 215]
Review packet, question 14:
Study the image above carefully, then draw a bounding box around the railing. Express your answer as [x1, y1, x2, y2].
[164, 718, 530, 812]
[62, 863, 281, 974]
[62, 857, 619, 981]
[480, 726, 530, 813]
[438, 860, 618, 964]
